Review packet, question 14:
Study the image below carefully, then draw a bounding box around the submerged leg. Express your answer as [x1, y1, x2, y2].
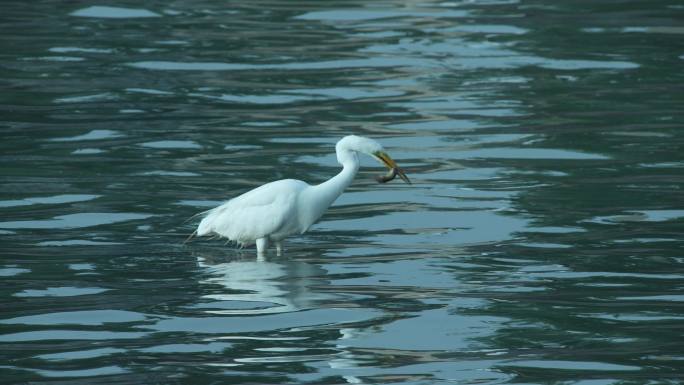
[256, 238, 269, 256]
[275, 241, 283, 257]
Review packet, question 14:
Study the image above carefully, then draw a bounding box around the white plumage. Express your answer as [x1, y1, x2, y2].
[197, 179, 307, 246]
[192, 135, 410, 255]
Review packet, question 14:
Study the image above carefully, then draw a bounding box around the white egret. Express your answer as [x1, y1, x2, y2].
[192, 135, 410, 255]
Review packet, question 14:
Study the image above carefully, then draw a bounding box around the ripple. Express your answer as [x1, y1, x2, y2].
[139, 170, 200, 176]
[587, 210, 684, 224]
[25, 56, 84, 62]
[616, 238, 678, 246]
[294, 9, 469, 21]
[0, 212, 153, 229]
[497, 56, 640, 70]
[617, 295, 684, 302]
[127, 57, 438, 71]
[241, 121, 285, 127]
[125, 87, 174, 95]
[524, 226, 586, 233]
[638, 161, 684, 168]
[582, 313, 684, 322]
[137, 342, 231, 353]
[389, 119, 486, 131]
[36, 348, 126, 362]
[0, 266, 30, 277]
[68, 263, 95, 271]
[528, 271, 684, 280]
[515, 242, 573, 249]
[321, 210, 528, 246]
[139, 140, 201, 149]
[0, 194, 99, 208]
[447, 24, 529, 35]
[455, 147, 609, 160]
[499, 360, 640, 371]
[362, 38, 518, 58]
[391, 97, 523, 117]
[54, 93, 118, 103]
[37, 240, 121, 246]
[331, 258, 457, 287]
[149, 308, 382, 333]
[70, 6, 161, 18]
[0, 330, 147, 342]
[224, 144, 263, 151]
[287, 87, 403, 100]
[49, 47, 113, 54]
[341, 308, 506, 350]
[632, 210, 684, 222]
[535, 58, 640, 70]
[72, 148, 105, 155]
[155, 39, 189, 45]
[189, 92, 319, 105]
[50, 129, 122, 142]
[336, 187, 501, 208]
[0, 310, 147, 326]
[176, 199, 219, 208]
[14, 287, 109, 297]
[13, 365, 129, 378]
[360, 37, 639, 70]
[584, 26, 684, 35]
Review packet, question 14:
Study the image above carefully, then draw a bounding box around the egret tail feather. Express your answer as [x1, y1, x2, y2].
[183, 230, 197, 244]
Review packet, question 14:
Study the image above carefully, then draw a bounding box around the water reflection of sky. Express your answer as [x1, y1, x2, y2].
[1, 0, 683, 383]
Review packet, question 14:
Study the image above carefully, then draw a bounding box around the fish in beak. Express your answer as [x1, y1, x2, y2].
[374, 151, 411, 184]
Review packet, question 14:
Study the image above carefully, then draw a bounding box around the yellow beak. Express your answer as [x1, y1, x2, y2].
[375, 152, 411, 184]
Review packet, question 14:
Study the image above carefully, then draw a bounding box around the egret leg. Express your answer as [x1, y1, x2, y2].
[256, 238, 269, 255]
[275, 241, 283, 256]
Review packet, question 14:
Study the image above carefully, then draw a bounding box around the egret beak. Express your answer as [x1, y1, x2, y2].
[375, 151, 411, 184]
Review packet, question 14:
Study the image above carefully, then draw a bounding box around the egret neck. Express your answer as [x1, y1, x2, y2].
[300, 151, 359, 230]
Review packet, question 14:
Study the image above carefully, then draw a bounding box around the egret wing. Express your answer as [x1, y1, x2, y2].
[197, 180, 305, 244]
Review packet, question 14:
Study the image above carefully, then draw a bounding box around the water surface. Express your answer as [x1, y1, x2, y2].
[2, 0, 683, 383]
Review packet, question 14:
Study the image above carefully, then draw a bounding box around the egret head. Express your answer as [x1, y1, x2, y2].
[336, 135, 411, 184]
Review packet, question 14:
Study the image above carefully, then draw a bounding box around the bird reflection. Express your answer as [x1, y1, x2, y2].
[194, 249, 329, 315]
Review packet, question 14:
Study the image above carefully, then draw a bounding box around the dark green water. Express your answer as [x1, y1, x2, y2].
[2, 1, 683, 384]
